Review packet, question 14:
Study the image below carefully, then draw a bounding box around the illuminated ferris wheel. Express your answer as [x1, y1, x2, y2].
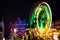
[29, 2, 52, 34]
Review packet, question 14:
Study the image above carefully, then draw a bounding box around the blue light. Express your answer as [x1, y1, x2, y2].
[14, 17, 28, 36]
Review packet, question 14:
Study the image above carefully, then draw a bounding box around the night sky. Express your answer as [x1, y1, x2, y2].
[0, 0, 60, 21]
[0, 0, 60, 37]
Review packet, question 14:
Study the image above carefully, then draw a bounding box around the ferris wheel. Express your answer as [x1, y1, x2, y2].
[29, 2, 52, 34]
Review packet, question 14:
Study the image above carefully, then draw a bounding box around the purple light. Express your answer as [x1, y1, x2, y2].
[14, 17, 27, 36]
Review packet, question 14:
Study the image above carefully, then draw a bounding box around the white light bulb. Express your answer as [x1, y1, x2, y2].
[14, 28, 17, 33]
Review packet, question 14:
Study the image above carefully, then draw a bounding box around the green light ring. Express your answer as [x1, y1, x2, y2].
[29, 2, 52, 32]
[36, 5, 50, 29]
[35, 2, 52, 34]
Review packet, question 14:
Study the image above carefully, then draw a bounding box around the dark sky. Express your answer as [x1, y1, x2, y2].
[0, 0, 60, 37]
[0, 0, 60, 21]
